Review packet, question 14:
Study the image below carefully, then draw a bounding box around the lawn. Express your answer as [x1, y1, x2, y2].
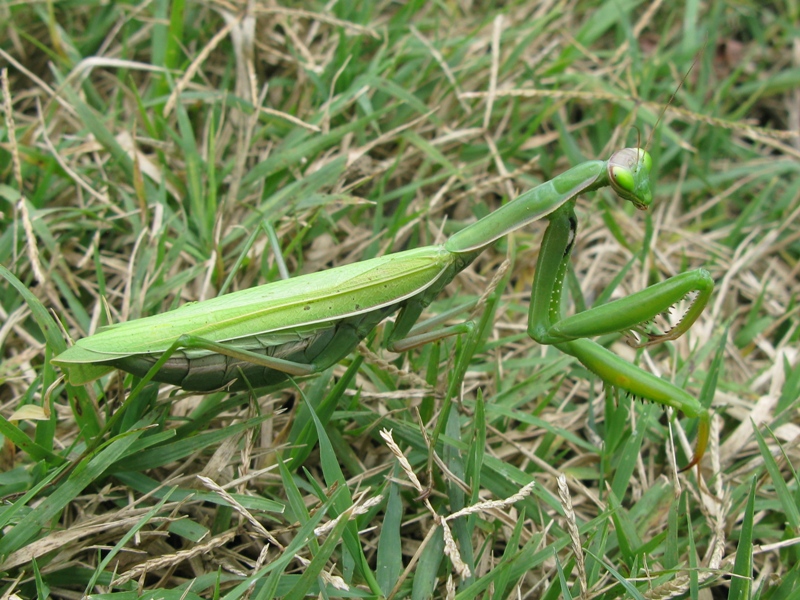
[1, 1, 799, 598]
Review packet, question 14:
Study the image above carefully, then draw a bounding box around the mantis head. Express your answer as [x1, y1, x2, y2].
[608, 148, 653, 210]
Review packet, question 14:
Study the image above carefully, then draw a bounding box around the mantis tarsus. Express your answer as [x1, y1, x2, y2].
[53, 147, 713, 469]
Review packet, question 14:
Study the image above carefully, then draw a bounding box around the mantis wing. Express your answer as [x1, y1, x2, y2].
[53, 246, 454, 375]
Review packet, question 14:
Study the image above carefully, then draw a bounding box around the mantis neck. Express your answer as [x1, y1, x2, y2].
[445, 160, 608, 254]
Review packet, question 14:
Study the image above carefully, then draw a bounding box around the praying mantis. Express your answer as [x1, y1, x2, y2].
[52, 146, 713, 469]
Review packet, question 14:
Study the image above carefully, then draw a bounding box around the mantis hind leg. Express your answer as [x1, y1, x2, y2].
[111, 335, 318, 392]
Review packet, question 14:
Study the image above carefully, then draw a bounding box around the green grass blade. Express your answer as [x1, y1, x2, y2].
[729, 477, 756, 600]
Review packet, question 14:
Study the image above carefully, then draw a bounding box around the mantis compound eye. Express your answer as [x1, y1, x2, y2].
[610, 165, 635, 193]
[639, 148, 653, 173]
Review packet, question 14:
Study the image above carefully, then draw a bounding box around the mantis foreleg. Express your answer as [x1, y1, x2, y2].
[529, 204, 713, 469]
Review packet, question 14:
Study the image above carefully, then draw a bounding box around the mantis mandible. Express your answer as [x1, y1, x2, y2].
[53, 147, 713, 469]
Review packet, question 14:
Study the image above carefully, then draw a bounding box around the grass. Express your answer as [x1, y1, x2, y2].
[1, 0, 799, 598]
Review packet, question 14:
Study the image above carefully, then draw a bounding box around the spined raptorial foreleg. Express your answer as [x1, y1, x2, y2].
[528, 206, 712, 469]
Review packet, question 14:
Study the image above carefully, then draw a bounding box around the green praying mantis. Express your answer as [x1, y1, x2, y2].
[53, 147, 713, 469]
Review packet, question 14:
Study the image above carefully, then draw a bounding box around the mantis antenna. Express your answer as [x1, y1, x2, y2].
[644, 45, 704, 152]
